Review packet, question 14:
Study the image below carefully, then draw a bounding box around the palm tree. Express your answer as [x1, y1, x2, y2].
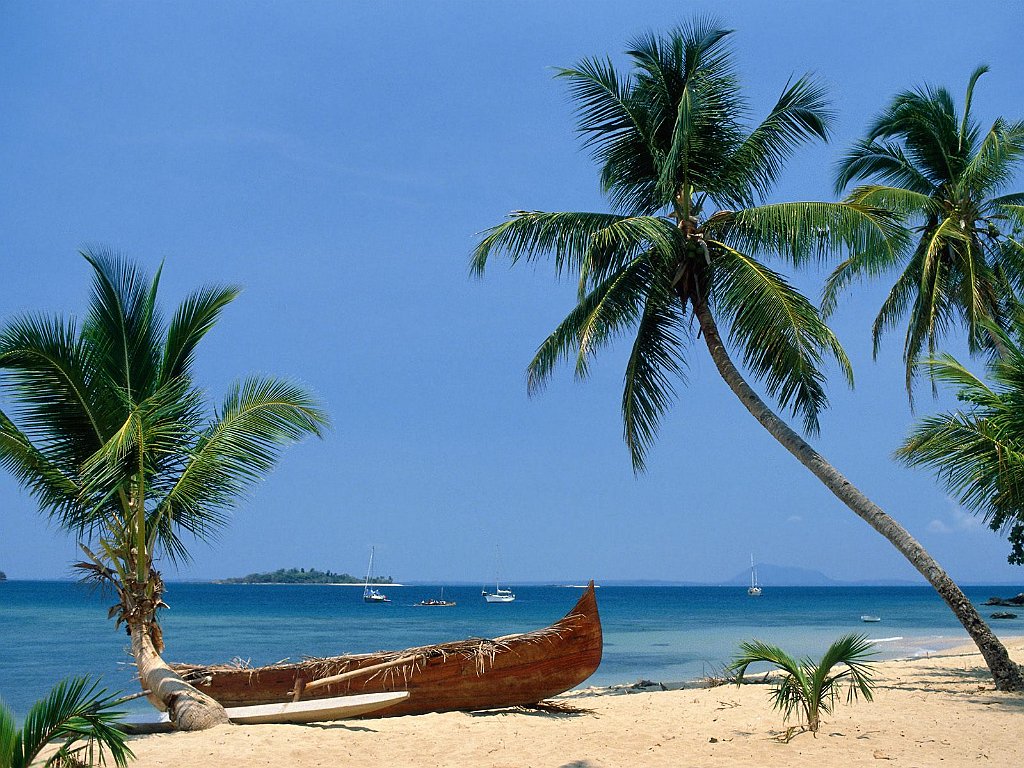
[729, 634, 877, 739]
[897, 313, 1024, 564]
[0, 251, 329, 729]
[829, 67, 1024, 399]
[471, 20, 1024, 690]
[0, 677, 133, 768]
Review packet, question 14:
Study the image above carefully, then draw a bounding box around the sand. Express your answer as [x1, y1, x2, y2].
[122, 638, 1024, 767]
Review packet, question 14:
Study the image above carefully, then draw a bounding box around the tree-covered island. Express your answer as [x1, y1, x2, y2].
[215, 567, 393, 585]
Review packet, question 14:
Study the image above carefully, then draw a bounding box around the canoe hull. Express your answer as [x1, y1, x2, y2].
[176, 582, 602, 717]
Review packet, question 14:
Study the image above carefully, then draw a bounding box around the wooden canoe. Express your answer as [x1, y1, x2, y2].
[174, 581, 602, 717]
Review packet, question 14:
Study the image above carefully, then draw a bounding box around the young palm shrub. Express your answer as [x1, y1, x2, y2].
[0, 251, 329, 729]
[729, 634, 877, 740]
[0, 677, 133, 768]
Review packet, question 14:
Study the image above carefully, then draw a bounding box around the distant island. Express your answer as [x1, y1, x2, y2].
[215, 567, 392, 585]
[0, 571, 6, 582]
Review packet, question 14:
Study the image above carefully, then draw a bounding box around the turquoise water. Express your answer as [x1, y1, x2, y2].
[1, 580, 1021, 718]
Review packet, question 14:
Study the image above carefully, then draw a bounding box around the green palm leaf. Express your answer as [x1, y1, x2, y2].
[473, 22, 877, 471]
[711, 243, 853, 434]
[620, 276, 688, 470]
[155, 376, 328, 549]
[730, 634, 876, 735]
[2, 677, 132, 768]
[732, 74, 832, 200]
[899, 323, 1024, 563]
[833, 68, 1024, 398]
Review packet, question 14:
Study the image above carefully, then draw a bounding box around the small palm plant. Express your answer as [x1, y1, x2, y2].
[729, 634, 877, 740]
[0, 677, 132, 768]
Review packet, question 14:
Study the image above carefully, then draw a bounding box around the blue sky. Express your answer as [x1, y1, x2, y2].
[1, 1, 1022, 585]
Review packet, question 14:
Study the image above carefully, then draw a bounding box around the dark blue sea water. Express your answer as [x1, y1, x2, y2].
[1, 580, 1021, 718]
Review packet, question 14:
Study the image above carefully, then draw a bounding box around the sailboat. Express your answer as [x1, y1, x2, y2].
[482, 547, 515, 603]
[417, 587, 456, 607]
[747, 555, 762, 596]
[363, 547, 390, 603]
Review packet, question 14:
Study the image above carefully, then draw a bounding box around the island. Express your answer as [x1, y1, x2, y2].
[215, 567, 392, 585]
[0, 571, 6, 582]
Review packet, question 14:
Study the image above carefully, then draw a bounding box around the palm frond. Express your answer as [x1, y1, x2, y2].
[13, 677, 132, 768]
[0, 409, 83, 527]
[526, 257, 651, 393]
[81, 248, 162, 406]
[959, 119, 1024, 199]
[154, 377, 328, 548]
[161, 284, 241, 385]
[620, 277, 688, 472]
[0, 313, 109, 465]
[731, 74, 832, 200]
[835, 140, 936, 195]
[472, 211, 677, 281]
[717, 201, 907, 267]
[711, 244, 852, 434]
[959, 65, 990, 151]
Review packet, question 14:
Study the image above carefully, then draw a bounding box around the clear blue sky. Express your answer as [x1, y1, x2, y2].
[1, 1, 1022, 585]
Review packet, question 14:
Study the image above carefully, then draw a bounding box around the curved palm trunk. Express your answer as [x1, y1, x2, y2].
[129, 621, 231, 730]
[689, 294, 1024, 692]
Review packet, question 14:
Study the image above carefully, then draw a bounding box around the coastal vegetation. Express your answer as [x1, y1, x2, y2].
[472, 20, 1024, 690]
[217, 568, 393, 585]
[898, 314, 1024, 564]
[0, 677, 132, 768]
[0, 252, 328, 730]
[729, 634, 877, 740]
[829, 68, 1024, 399]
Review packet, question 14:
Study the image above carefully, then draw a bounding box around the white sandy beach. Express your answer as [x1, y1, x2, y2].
[121, 638, 1024, 767]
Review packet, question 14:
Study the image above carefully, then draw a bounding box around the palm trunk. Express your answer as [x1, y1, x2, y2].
[129, 620, 231, 730]
[689, 293, 1024, 692]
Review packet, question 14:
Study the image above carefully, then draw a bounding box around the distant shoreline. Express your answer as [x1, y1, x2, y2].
[212, 581, 407, 587]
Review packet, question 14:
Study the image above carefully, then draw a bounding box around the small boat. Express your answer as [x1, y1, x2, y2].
[482, 546, 516, 603]
[174, 582, 602, 718]
[363, 547, 390, 604]
[417, 587, 456, 607]
[861, 615, 881, 623]
[482, 587, 515, 603]
[747, 555, 762, 597]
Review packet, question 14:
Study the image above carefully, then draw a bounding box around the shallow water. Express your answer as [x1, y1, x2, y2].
[1, 580, 1020, 718]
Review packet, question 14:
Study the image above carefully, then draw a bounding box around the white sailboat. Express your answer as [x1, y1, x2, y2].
[482, 547, 515, 603]
[363, 547, 390, 603]
[747, 554, 762, 596]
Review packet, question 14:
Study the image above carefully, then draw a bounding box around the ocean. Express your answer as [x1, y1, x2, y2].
[1, 580, 1021, 719]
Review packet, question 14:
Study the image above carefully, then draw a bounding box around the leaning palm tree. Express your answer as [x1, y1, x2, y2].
[729, 634, 877, 740]
[0, 677, 133, 768]
[898, 312, 1024, 564]
[829, 67, 1024, 399]
[471, 20, 1024, 690]
[0, 251, 329, 729]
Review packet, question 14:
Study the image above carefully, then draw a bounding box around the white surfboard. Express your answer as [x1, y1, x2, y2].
[122, 691, 410, 732]
[225, 691, 410, 724]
